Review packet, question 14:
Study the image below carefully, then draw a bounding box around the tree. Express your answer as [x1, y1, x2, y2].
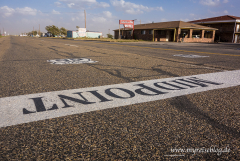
[33, 30, 38, 36]
[76, 26, 80, 30]
[107, 33, 113, 39]
[45, 25, 60, 37]
[60, 27, 67, 36]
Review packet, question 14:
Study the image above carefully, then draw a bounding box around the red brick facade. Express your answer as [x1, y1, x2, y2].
[115, 28, 215, 43]
[196, 23, 235, 42]
[189, 15, 240, 43]
[114, 21, 217, 43]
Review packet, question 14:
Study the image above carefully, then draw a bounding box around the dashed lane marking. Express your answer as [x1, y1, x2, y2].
[0, 70, 240, 128]
[64, 44, 78, 47]
[47, 58, 98, 65]
[174, 54, 209, 58]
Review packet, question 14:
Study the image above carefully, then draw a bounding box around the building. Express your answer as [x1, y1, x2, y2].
[86, 32, 103, 38]
[67, 30, 79, 38]
[114, 21, 217, 43]
[189, 15, 240, 43]
[67, 28, 102, 38]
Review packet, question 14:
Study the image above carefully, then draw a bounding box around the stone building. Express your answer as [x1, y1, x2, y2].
[114, 21, 217, 43]
[189, 15, 240, 43]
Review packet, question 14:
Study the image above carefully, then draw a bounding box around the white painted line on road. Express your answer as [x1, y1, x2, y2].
[0, 70, 240, 128]
[64, 44, 78, 47]
[47, 58, 98, 65]
[174, 54, 209, 58]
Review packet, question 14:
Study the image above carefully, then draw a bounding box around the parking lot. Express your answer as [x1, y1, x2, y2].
[0, 36, 240, 160]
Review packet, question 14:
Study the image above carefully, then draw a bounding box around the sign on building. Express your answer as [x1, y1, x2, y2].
[118, 20, 135, 39]
[78, 28, 86, 37]
[119, 20, 134, 28]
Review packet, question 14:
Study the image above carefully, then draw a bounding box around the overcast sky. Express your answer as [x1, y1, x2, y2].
[0, 0, 239, 36]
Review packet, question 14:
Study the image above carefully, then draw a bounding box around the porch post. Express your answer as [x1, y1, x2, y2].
[201, 30, 205, 38]
[176, 28, 181, 42]
[189, 29, 193, 38]
[153, 29, 155, 42]
[212, 30, 215, 42]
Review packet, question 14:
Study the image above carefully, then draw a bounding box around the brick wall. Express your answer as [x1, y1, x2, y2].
[134, 29, 153, 41]
[197, 23, 235, 42]
[114, 30, 132, 39]
[114, 31, 119, 39]
[134, 29, 175, 42]
[180, 38, 214, 43]
[115, 28, 216, 43]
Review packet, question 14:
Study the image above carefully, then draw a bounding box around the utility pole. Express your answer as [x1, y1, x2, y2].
[84, 10, 86, 29]
[119, 22, 120, 39]
[140, 20, 141, 24]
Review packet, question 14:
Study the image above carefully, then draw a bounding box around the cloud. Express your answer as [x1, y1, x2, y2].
[180, 18, 190, 22]
[0, 6, 38, 17]
[59, 0, 109, 9]
[54, 2, 63, 7]
[110, 0, 163, 15]
[97, 2, 110, 8]
[67, 3, 75, 8]
[103, 11, 112, 18]
[16, 7, 38, 15]
[223, 0, 228, 3]
[52, 9, 61, 14]
[208, 9, 229, 15]
[92, 16, 106, 22]
[161, 18, 167, 22]
[200, 0, 220, 6]
[156, 7, 164, 11]
[0, 6, 15, 17]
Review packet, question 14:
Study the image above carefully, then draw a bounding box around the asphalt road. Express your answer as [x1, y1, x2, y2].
[0, 36, 240, 160]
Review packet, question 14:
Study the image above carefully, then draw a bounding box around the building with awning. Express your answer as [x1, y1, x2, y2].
[189, 15, 240, 43]
[114, 21, 217, 43]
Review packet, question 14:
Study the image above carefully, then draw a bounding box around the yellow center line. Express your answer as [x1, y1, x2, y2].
[80, 41, 240, 57]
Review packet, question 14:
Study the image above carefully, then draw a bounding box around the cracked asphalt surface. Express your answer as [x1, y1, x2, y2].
[0, 36, 240, 160]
